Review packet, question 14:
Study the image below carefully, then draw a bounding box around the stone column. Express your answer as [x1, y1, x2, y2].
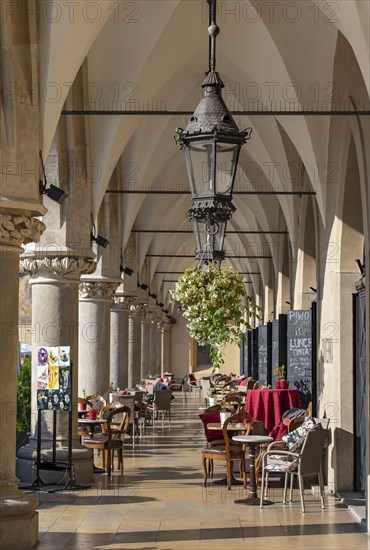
[78, 281, 119, 398]
[156, 321, 163, 375]
[161, 322, 171, 374]
[0, 215, 45, 497]
[0, 215, 45, 549]
[149, 316, 158, 376]
[16, 256, 96, 485]
[128, 303, 143, 387]
[110, 296, 136, 390]
[140, 312, 151, 380]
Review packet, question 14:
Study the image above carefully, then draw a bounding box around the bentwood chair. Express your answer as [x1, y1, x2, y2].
[201, 411, 252, 490]
[82, 406, 130, 476]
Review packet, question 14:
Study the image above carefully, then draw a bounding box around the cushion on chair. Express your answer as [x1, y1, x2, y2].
[282, 417, 322, 453]
[202, 446, 244, 458]
[265, 459, 298, 472]
[268, 422, 288, 441]
[199, 412, 224, 442]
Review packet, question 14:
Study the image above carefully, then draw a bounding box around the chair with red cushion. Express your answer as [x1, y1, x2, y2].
[82, 405, 130, 476]
[201, 411, 252, 490]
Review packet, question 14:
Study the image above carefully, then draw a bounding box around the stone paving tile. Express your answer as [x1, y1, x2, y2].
[35, 396, 368, 550]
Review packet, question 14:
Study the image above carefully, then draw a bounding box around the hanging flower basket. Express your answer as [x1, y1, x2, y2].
[170, 264, 260, 371]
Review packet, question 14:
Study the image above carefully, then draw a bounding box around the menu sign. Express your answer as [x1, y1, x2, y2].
[258, 325, 268, 385]
[287, 310, 312, 408]
[36, 346, 71, 410]
[271, 319, 279, 385]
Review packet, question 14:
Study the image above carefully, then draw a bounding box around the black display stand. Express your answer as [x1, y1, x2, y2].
[25, 360, 90, 492]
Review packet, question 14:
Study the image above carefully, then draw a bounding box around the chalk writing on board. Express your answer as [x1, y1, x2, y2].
[287, 310, 312, 408]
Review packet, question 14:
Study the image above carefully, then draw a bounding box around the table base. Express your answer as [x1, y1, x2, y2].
[235, 496, 274, 506]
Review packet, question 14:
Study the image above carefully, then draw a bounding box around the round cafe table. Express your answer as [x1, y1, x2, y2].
[232, 435, 273, 506]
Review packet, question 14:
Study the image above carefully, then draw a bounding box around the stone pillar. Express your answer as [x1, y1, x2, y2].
[78, 281, 119, 398]
[161, 322, 171, 374]
[110, 296, 135, 390]
[0, 216, 44, 494]
[0, 215, 44, 548]
[149, 317, 158, 376]
[128, 304, 143, 387]
[141, 312, 151, 380]
[17, 256, 96, 485]
[156, 321, 163, 374]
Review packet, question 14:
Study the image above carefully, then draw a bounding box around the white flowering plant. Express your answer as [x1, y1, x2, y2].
[170, 264, 260, 371]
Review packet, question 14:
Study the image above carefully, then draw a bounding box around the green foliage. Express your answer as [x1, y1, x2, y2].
[17, 358, 32, 438]
[170, 264, 260, 370]
[274, 364, 286, 381]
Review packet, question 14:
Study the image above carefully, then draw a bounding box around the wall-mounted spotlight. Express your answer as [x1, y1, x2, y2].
[355, 259, 365, 275]
[157, 302, 164, 308]
[137, 282, 149, 291]
[163, 309, 169, 314]
[91, 233, 109, 248]
[121, 266, 134, 276]
[149, 292, 157, 299]
[285, 301, 291, 305]
[39, 151, 68, 204]
[309, 287, 317, 293]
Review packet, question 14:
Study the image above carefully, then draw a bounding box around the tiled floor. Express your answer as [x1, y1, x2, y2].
[34, 395, 369, 549]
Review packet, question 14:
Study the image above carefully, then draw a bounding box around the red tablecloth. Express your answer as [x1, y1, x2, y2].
[245, 389, 301, 432]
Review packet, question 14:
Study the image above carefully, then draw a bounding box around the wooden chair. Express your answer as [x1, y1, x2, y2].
[82, 405, 130, 476]
[224, 393, 244, 414]
[201, 411, 252, 490]
[260, 429, 329, 511]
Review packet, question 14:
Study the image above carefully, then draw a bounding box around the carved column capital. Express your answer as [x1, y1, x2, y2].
[20, 256, 96, 283]
[112, 295, 138, 310]
[129, 301, 147, 317]
[0, 213, 45, 250]
[79, 281, 119, 302]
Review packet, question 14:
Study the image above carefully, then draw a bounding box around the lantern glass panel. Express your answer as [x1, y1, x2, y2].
[185, 142, 215, 197]
[215, 142, 239, 195]
[192, 219, 226, 254]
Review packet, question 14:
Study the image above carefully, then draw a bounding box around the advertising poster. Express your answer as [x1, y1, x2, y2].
[36, 346, 71, 410]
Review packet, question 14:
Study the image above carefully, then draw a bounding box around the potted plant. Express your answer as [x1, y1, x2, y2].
[207, 387, 218, 407]
[219, 396, 232, 426]
[170, 264, 260, 371]
[274, 365, 288, 389]
[79, 389, 87, 411]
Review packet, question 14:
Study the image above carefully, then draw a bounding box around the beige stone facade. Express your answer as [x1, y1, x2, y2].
[1, 0, 369, 546]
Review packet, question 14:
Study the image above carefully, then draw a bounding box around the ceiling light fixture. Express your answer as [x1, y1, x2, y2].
[39, 151, 68, 204]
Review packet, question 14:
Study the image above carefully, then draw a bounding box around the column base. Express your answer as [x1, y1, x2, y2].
[0, 498, 38, 549]
[16, 440, 93, 486]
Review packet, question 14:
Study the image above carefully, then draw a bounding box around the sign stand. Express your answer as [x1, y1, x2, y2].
[23, 353, 90, 492]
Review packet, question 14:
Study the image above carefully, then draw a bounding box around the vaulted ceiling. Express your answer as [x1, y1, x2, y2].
[39, 0, 370, 302]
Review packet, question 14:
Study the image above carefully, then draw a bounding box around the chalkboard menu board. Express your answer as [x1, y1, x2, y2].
[242, 333, 249, 376]
[258, 325, 268, 385]
[271, 319, 279, 385]
[287, 310, 312, 408]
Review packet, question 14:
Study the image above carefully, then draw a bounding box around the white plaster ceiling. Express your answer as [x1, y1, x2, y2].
[39, 0, 370, 300]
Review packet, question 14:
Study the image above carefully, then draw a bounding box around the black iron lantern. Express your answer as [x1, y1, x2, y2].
[175, 0, 252, 263]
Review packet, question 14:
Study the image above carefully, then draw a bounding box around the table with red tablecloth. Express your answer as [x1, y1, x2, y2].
[245, 389, 301, 432]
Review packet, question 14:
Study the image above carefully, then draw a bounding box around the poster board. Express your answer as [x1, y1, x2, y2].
[36, 346, 71, 411]
[257, 325, 268, 385]
[286, 310, 312, 408]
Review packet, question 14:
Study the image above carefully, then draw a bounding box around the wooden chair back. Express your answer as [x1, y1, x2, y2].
[222, 411, 252, 455]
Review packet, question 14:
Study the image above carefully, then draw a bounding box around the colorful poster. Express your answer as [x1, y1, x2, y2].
[36, 365, 48, 389]
[36, 346, 71, 410]
[48, 365, 59, 390]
